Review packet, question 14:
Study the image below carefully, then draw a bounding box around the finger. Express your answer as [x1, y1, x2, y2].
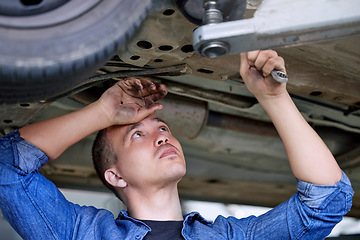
[275, 56, 286, 74]
[239, 52, 250, 79]
[118, 78, 142, 95]
[262, 56, 286, 77]
[121, 78, 134, 89]
[261, 58, 277, 77]
[155, 83, 167, 96]
[152, 83, 168, 101]
[147, 103, 163, 113]
[145, 92, 164, 105]
[144, 85, 167, 104]
[139, 78, 156, 91]
[246, 50, 261, 66]
[142, 82, 167, 100]
[253, 50, 278, 72]
[135, 78, 158, 98]
[137, 103, 164, 119]
[125, 77, 143, 90]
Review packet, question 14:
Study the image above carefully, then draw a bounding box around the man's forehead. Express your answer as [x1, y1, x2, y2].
[110, 114, 167, 136]
[128, 115, 167, 131]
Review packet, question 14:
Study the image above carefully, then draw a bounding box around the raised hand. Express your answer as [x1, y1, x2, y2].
[18, 77, 167, 160]
[97, 77, 168, 126]
[240, 50, 287, 99]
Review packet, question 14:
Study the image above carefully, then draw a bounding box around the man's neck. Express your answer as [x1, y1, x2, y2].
[125, 185, 183, 221]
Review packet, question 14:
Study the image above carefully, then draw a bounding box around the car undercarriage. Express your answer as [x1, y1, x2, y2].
[0, 0, 359, 219]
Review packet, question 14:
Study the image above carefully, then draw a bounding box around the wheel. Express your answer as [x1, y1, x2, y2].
[0, 0, 151, 103]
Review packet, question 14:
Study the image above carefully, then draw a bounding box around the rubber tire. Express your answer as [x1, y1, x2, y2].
[0, 0, 151, 103]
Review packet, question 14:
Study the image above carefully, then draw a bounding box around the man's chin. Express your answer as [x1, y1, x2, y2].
[165, 165, 186, 183]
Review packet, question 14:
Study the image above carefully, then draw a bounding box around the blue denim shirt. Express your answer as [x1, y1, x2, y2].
[0, 130, 354, 240]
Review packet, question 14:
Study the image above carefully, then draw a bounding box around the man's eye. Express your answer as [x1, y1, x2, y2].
[132, 132, 142, 139]
[160, 126, 168, 132]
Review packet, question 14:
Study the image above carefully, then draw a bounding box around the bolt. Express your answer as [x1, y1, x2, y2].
[203, 0, 223, 24]
[220, 74, 228, 81]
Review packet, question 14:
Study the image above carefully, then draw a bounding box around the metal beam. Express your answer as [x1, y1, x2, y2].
[193, 0, 360, 57]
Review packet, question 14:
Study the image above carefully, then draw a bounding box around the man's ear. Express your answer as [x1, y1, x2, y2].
[104, 168, 127, 188]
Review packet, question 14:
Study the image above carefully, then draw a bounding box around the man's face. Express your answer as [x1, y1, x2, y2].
[109, 113, 186, 190]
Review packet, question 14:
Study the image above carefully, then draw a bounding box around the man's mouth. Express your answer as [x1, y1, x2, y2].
[158, 145, 179, 159]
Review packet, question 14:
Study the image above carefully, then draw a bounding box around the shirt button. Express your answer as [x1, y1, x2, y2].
[135, 235, 141, 239]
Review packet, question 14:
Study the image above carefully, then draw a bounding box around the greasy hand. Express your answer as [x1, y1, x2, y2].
[240, 50, 287, 99]
[98, 77, 167, 126]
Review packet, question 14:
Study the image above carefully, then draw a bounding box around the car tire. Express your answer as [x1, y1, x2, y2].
[0, 0, 151, 103]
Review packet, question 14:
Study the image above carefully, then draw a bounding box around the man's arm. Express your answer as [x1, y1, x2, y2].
[0, 78, 166, 239]
[239, 50, 342, 185]
[19, 77, 167, 160]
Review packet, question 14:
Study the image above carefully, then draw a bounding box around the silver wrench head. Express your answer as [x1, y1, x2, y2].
[271, 70, 288, 83]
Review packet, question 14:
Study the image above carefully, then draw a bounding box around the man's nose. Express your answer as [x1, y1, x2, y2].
[156, 135, 169, 146]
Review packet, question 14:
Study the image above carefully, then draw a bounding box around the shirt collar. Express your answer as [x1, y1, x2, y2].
[117, 210, 212, 226]
[184, 212, 212, 225]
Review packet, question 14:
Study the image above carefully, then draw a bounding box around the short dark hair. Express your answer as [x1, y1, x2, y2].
[92, 128, 122, 200]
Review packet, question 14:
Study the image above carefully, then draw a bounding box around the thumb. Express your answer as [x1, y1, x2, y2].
[137, 103, 163, 119]
[147, 103, 163, 112]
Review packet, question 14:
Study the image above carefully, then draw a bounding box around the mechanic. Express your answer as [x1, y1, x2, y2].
[0, 50, 353, 239]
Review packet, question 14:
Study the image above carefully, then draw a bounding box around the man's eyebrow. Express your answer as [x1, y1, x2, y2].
[123, 122, 142, 143]
[153, 117, 168, 126]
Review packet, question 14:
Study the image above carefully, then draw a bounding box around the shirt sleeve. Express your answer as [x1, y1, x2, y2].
[0, 130, 77, 240]
[213, 171, 354, 240]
